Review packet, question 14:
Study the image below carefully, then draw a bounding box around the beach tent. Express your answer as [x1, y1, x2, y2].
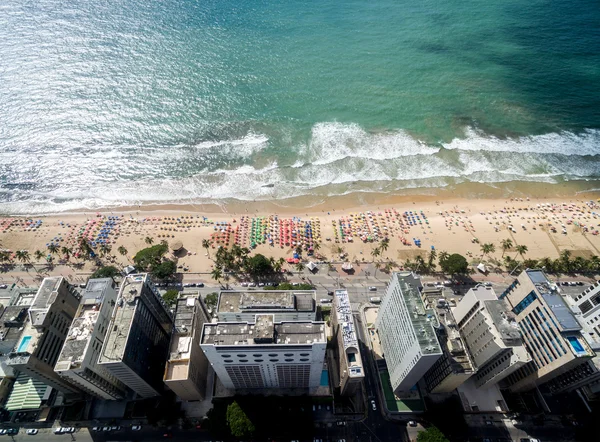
[306, 261, 317, 272]
[171, 240, 183, 251]
[477, 263, 487, 273]
[341, 262, 353, 272]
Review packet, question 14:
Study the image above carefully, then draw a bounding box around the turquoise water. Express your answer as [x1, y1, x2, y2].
[0, 0, 599, 213]
[320, 370, 329, 387]
[567, 336, 585, 354]
[17, 336, 31, 353]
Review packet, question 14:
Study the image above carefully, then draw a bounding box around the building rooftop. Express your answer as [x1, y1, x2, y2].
[201, 319, 326, 346]
[396, 273, 442, 354]
[334, 290, 358, 350]
[98, 274, 167, 364]
[526, 270, 581, 332]
[55, 279, 115, 370]
[437, 308, 475, 373]
[484, 299, 522, 344]
[29, 277, 65, 327]
[217, 290, 315, 314]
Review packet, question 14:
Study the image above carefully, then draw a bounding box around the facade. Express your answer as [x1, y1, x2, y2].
[500, 270, 595, 392]
[6, 277, 82, 395]
[376, 272, 442, 396]
[54, 278, 127, 400]
[332, 290, 364, 395]
[98, 274, 174, 398]
[201, 315, 326, 393]
[216, 290, 316, 322]
[423, 302, 475, 393]
[164, 294, 211, 401]
[454, 286, 531, 388]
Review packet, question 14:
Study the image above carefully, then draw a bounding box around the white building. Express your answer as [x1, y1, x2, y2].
[216, 290, 316, 323]
[6, 277, 82, 396]
[376, 272, 442, 396]
[332, 289, 364, 395]
[98, 274, 173, 398]
[200, 314, 326, 393]
[453, 286, 531, 388]
[500, 270, 595, 392]
[54, 278, 127, 400]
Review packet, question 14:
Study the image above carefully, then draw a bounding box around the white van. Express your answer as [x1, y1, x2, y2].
[319, 299, 332, 304]
[369, 297, 381, 304]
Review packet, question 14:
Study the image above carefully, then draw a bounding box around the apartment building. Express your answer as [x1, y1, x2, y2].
[54, 278, 127, 400]
[6, 277, 81, 396]
[163, 294, 211, 401]
[216, 290, 316, 322]
[201, 315, 326, 393]
[500, 270, 594, 392]
[376, 272, 442, 396]
[332, 290, 364, 395]
[98, 274, 173, 398]
[453, 286, 531, 389]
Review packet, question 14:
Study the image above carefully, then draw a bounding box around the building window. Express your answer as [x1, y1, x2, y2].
[254, 359, 264, 363]
[513, 291, 538, 314]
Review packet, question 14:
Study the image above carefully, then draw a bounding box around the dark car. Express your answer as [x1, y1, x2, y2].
[327, 291, 334, 296]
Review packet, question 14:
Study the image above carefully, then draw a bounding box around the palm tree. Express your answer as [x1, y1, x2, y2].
[79, 239, 93, 259]
[61, 246, 72, 261]
[384, 261, 394, 273]
[313, 241, 321, 252]
[211, 267, 223, 283]
[144, 236, 154, 245]
[295, 262, 305, 272]
[500, 239, 513, 257]
[481, 243, 496, 258]
[15, 250, 30, 265]
[371, 247, 381, 262]
[118, 246, 128, 256]
[559, 250, 572, 274]
[99, 244, 111, 257]
[428, 250, 437, 272]
[589, 255, 600, 273]
[379, 238, 390, 257]
[202, 239, 211, 258]
[47, 243, 59, 255]
[34, 250, 44, 262]
[515, 244, 528, 260]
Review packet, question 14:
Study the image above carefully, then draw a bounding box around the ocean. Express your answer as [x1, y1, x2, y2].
[0, 0, 599, 214]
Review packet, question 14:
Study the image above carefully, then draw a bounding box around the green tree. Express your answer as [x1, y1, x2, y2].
[145, 236, 154, 245]
[439, 253, 469, 275]
[15, 250, 30, 264]
[34, 250, 44, 262]
[118, 246, 128, 256]
[211, 267, 223, 284]
[48, 243, 59, 255]
[428, 249, 437, 272]
[204, 292, 219, 310]
[91, 266, 120, 279]
[134, 243, 168, 271]
[162, 289, 179, 306]
[500, 238, 513, 257]
[480, 243, 495, 257]
[559, 249, 572, 274]
[515, 244, 528, 260]
[226, 401, 255, 438]
[152, 260, 177, 280]
[202, 239, 211, 258]
[61, 246, 72, 261]
[295, 262, 305, 272]
[371, 247, 381, 262]
[417, 426, 449, 442]
[379, 238, 390, 256]
[245, 254, 274, 278]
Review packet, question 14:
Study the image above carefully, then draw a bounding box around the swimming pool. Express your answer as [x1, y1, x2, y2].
[17, 336, 31, 353]
[567, 336, 585, 354]
[320, 370, 329, 387]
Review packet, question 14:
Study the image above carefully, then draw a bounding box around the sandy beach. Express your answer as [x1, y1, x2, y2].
[2, 190, 600, 280]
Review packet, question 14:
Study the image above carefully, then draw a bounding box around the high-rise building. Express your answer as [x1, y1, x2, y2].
[54, 278, 127, 400]
[376, 272, 442, 396]
[332, 289, 363, 395]
[201, 315, 326, 393]
[163, 294, 211, 401]
[216, 290, 316, 322]
[453, 286, 530, 389]
[423, 301, 475, 393]
[500, 270, 595, 392]
[6, 277, 82, 395]
[98, 274, 173, 398]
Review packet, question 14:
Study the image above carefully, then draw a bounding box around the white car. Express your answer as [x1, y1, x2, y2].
[408, 420, 417, 427]
[53, 428, 63, 434]
[131, 425, 142, 431]
[0, 429, 8, 435]
[63, 427, 75, 433]
[26, 429, 38, 435]
[371, 399, 377, 410]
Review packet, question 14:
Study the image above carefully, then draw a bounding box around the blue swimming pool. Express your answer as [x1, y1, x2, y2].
[567, 336, 585, 354]
[17, 336, 31, 353]
[320, 370, 329, 387]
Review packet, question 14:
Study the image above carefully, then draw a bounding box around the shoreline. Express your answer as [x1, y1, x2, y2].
[3, 180, 600, 218]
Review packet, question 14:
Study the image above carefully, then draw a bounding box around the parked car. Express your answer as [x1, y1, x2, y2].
[131, 425, 142, 431]
[26, 429, 38, 435]
[408, 421, 417, 427]
[184, 283, 196, 287]
[63, 427, 75, 433]
[327, 291, 334, 296]
[371, 399, 377, 410]
[53, 428, 63, 434]
[197, 282, 204, 287]
[337, 421, 346, 426]
[0, 284, 8, 289]
[102, 427, 110, 432]
[92, 427, 101, 432]
[110, 426, 121, 431]
[576, 281, 585, 286]
[0, 429, 7, 435]
[368, 286, 377, 291]
[7, 429, 18, 435]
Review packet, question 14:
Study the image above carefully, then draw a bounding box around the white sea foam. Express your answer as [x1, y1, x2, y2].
[1, 124, 599, 214]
